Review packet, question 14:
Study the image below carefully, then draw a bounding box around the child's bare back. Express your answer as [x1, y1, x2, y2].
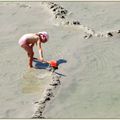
[19, 33, 39, 46]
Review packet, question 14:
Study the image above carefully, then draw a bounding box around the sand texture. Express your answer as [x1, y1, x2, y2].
[1, 1, 120, 118]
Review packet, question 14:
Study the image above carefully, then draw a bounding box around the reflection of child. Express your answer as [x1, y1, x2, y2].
[18, 32, 48, 68]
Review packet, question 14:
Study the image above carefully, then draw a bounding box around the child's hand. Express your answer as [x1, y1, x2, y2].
[38, 58, 48, 63]
[38, 57, 44, 62]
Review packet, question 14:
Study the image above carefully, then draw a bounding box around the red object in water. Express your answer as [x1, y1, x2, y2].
[48, 60, 58, 68]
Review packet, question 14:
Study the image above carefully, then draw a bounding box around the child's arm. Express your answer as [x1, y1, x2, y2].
[37, 40, 46, 62]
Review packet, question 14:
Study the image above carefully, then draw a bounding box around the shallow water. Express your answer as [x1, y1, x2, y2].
[42, 2, 120, 118]
[44, 35, 120, 118]
[22, 69, 51, 94]
[1, 1, 120, 118]
[0, 2, 54, 118]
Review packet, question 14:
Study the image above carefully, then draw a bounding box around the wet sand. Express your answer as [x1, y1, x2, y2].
[1, 1, 120, 118]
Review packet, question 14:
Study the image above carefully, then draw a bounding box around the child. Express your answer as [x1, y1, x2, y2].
[18, 31, 48, 68]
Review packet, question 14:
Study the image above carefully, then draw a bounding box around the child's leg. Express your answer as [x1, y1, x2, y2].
[21, 44, 34, 68]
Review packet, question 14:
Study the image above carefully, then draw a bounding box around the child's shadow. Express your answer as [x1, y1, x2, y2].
[33, 58, 67, 76]
[57, 59, 67, 66]
[33, 59, 49, 69]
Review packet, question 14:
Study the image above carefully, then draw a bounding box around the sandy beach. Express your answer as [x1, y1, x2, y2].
[1, 1, 120, 118]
